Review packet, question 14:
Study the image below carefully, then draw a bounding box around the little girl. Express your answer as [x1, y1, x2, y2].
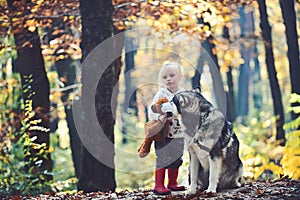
[149, 62, 186, 195]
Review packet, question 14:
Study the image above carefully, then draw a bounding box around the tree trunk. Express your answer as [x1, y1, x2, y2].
[45, 15, 82, 178]
[122, 31, 137, 144]
[257, 0, 285, 145]
[7, 0, 52, 179]
[279, 0, 300, 124]
[193, 18, 225, 113]
[237, 7, 254, 118]
[253, 45, 262, 113]
[248, 7, 263, 113]
[202, 36, 226, 114]
[192, 35, 225, 113]
[226, 67, 236, 122]
[55, 55, 81, 178]
[222, 26, 236, 122]
[78, 0, 116, 192]
[192, 49, 204, 89]
[124, 32, 137, 115]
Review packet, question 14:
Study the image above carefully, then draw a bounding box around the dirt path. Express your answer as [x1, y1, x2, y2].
[3, 177, 300, 199]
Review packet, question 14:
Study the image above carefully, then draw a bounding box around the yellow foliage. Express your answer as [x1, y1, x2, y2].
[0, 155, 9, 164]
[28, 26, 36, 32]
[281, 131, 300, 179]
[25, 19, 37, 32]
[237, 110, 300, 181]
[241, 130, 300, 180]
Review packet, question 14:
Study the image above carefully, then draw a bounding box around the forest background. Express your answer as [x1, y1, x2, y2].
[0, 0, 299, 197]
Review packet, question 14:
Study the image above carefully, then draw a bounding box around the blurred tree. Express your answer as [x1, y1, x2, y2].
[237, 7, 253, 119]
[7, 0, 53, 179]
[257, 0, 285, 145]
[279, 0, 300, 125]
[191, 52, 204, 89]
[78, 0, 116, 192]
[122, 30, 137, 144]
[112, 1, 257, 118]
[252, 44, 262, 113]
[237, 6, 262, 119]
[222, 26, 236, 122]
[55, 52, 81, 177]
[250, 6, 262, 114]
[192, 16, 225, 113]
[45, 16, 82, 178]
[124, 32, 138, 116]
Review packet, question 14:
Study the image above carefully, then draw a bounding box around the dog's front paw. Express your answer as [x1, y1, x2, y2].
[235, 181, 241, 188]
[186, 187, 197, 195]
[204, 188, 216, 193]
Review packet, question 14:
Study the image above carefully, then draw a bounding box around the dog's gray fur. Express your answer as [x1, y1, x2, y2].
[172, 89, 243, 194]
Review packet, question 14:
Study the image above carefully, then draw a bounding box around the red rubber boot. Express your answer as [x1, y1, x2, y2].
[153, 168, 171, 195]
[167, 168, 186, 191]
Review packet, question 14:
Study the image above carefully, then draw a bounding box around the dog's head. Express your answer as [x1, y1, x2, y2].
[171, 88, 213, 134]
[172, 88, 212, 115]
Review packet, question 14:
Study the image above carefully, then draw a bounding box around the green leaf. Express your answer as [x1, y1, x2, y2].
[283, 116, 300, 131]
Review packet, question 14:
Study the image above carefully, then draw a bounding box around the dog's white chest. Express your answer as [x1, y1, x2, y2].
[189, 143, 210, 171]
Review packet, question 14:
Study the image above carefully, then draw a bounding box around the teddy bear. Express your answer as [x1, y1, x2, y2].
[137, 97, 172, 158]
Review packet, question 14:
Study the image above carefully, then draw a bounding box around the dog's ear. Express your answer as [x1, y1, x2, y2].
[192, 87, 201, 94]
[172, 96, 181, 114]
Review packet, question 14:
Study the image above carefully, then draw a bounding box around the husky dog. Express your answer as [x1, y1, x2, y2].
[168, 88, 243, 194]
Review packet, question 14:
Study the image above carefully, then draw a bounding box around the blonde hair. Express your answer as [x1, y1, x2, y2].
[157, 62, 182, 88]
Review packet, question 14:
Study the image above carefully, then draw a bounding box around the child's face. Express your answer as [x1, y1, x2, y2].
[162, 68, 181, 92]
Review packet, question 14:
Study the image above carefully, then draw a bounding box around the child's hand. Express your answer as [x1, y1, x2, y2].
[158, 114, 167, 123]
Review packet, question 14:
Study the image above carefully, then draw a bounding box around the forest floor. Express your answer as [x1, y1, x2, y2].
[3, 177, 300, 199]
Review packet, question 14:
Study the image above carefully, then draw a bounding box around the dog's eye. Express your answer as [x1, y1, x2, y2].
[179, 96, 189, 107]
[178, 96, 184, 106]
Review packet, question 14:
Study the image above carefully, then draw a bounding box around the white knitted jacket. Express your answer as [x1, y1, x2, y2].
[149, 87, 185, 138]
